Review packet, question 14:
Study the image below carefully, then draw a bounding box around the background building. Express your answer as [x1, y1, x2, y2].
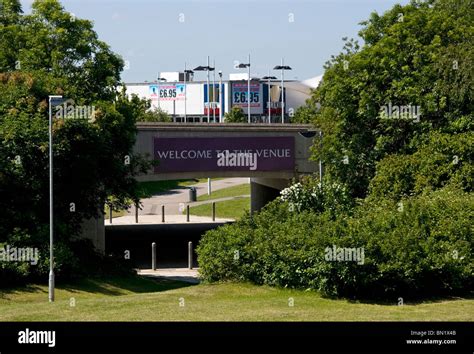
[124, 72, 322, 123]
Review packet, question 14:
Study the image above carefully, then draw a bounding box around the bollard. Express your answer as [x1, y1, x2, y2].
[109, 204, 112, 224]
[212, 202, 216, 221]
[188, 241, 193, 269]
[161, 205, 165, 223]
[135, 202, 139, 224]
[152, 242, 156, 270]
[186, 205, 190, 222]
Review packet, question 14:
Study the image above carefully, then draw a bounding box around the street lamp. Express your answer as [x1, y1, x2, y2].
[237, 54, 251, 123]
[48, 95, 63, 302]
[194, 56, 215, 123]
[183, 63, 194, 123]
[218, 70, 223, 123]
[273, 58, 292, 124]
[212, 60, 217, 123]
[262, 72, 277, 124]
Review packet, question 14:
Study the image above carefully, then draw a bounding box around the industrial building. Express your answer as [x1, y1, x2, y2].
[124, 71, 322, 123]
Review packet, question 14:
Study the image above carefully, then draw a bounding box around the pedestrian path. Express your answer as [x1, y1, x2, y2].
[106, 177, 249, 225]
[105, 214, 233, 225]
[138, 268, 200, 284]
[131, 177, 249, 215]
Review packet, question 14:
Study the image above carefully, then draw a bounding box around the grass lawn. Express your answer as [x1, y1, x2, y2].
[104, 207, 128, 219]
[0, 276, 472, 321]
[137, 179, 207, 197]
[189, 197, 250, 220]
[137, 178, 223, 197]
[197, 183, 250, 201]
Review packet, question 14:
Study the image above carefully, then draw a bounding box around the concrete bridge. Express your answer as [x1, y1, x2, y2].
[134, 122, 319, 211]
[83, 123, 319, 252]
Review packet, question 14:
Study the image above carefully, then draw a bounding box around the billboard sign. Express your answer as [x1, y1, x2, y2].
[149, 85, 159, 99]
[175, 84, 186, 100]
[149, 84, 184, 101]
[231, 82, 262, 114]
[154, 137, 294, 173]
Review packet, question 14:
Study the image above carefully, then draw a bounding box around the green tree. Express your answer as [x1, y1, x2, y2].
[224, 106, 246, 123]
[0, 0, 23, 69]
[302, 0, 473, 198]
[142, 107, 172, 122]
[122, 93, 172, 123]
[0, 0, 153, 283]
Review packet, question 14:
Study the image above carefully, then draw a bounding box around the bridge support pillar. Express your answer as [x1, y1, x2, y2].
[250, 178, 289, 214]
[79, 214, 105, 253]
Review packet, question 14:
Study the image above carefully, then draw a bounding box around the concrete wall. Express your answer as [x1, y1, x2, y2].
[79, 214, 105, 252]
[134, 123, 318, 181]
[250, 178, 288, 213]
[133, 123, 318, 213]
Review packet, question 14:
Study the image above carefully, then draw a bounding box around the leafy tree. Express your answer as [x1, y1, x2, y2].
[303, 0, 473, 198]
[0, 0, 23, 69]
[0, 0, 153, 283]
[292, 98, 319, 124]
[142, 107, 172, 122]
[224, 106, 246, 123]
[121, 93, 172, 123]
[368, 131, 473, 200]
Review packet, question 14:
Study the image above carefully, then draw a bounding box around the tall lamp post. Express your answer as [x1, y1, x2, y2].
[273, 58, 292, 124]
[194, 56, 214, 123]
[183, 63, 194, 123]
[237, 54, 251, 123]
[48, 95, 63, 302]
[194, 58, 215, 193]
[212, 59, 216, 123]
[262, 72, 277, 124]
[218, 70, 223, 123]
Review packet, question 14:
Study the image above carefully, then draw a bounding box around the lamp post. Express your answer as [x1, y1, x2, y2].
[48, 95, 63, 302]
[193, 57, 214, 123]
[273, 58, 292, 124]
[262, 72, 277, 124]
[183, 63, 194, 123]
[212, 59, 216, 123]
[237, 54, 251, 123]
[218, 70, 223, 123]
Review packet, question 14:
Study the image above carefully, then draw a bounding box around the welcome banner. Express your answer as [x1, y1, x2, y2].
[153, 137, 295, 173]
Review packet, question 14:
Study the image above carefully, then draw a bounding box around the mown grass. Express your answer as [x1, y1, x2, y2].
[137, 179, 203, 197]
[104, 207, 128, 219]
[0, 276, 472, 321]
[197, 183, 250, 201]
[189, 197, 250, 220]
[103, 179, 219, 217]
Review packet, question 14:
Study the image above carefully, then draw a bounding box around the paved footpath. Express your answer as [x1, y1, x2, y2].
[105, 214, 233, 225]
[138, 268, 200, 284]
[105, 177, 249, 225]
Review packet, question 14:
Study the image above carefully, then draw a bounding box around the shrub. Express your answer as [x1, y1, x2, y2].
[197, 188, 473, 300]
[224, 107, 246, 123]
[369, 131, 474, 201]
[280, 178, 353, 216]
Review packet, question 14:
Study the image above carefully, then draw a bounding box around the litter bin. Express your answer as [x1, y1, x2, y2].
[189, 187, 197, 202]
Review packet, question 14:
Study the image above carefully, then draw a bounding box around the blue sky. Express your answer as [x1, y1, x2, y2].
[21, 0, 410, 82]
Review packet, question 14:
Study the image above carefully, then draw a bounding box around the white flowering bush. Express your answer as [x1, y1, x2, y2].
[280, 180, 352, 215]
